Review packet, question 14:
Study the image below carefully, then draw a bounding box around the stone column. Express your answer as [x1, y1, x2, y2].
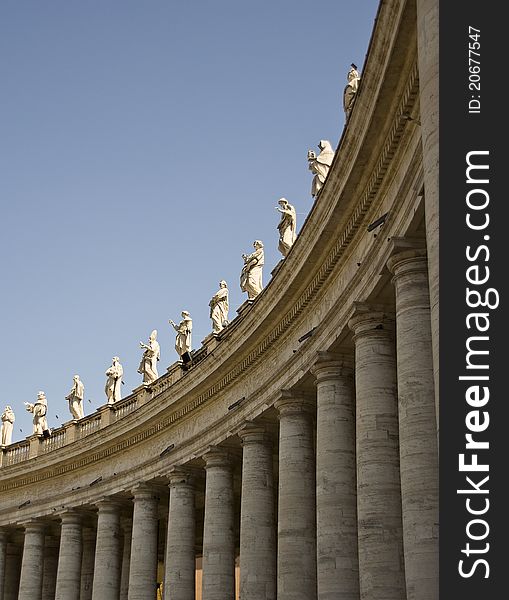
[202, 448, 235, 600]
[42, 536, 60, 599]
[127, 484, 160, 600]
[388, 249, 439, 600]
[120, 518, 132, 600]
[311, 353, 359, 600]
[164, 468, 196, 600]
[274, 391, 316, 600]
[18, 520, 46, 600]
[92, 500, 122, 600]
[416, 0, 439, 420]
[0, 530, 7, 600]
[80, 528, 96, 600]
[55, 511, 83, 600]
[348, 306, 406, 600]
[3, 542, 22, 600]
[238, 423, 276, 600]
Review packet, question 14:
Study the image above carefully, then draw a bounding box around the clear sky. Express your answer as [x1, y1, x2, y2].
[0, 0, 379, 441]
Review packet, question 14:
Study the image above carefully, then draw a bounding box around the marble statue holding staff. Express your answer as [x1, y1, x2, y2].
[66, 374, 85, 420]
[169, 312, 192, 362]
[105, 357, 123, 404]
[1, 405, 15, 446]
[240, 240, 264, 300]
[24, 391, 50, 436]
[276, 198, 297, 257]
[209, 280, 229, 334]
[138, 329, 161, 384]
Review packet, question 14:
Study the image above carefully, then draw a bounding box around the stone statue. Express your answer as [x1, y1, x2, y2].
[66, 375, 85, 420]
[138, 329, 161, 384]
[169, 312, 192, 361]
[24, 391, 50, 436]
[1, 406, 15, 446]
[240, 240, 264, 300]
[276, 198, 297, 257]
[343, 63, 360, 117]
[105, 357, 123, 404]
[209, 280, 229, 334]
[307, 140, 335, 198]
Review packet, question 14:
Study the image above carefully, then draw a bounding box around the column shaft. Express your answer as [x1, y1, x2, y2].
[239, 424, 276, 600]
[349, 309, 406, 600]
[275, 393, 317, 600]
[312, 354, 359, 600]
[3, 542, 22, 600]
[55, 512, 83, 600]
[202, 449, 235, 600]
[127, 486, 160, 600]
[388, 250, 439, 600]
[416, 0, 440, 422]
[0, 531, 7, 600]
[80, 528, 96, 600]
[92, 501, 122, 600]
[42, 536, 60, 600]
[164, 469, 196, 600]
[18, 521, 46, 600]
[120, 519, 132, 600]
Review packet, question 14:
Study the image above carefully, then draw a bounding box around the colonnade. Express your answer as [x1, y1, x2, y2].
[0, 248, 438, 600]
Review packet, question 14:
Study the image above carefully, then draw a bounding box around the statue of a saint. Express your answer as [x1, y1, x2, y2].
[343, 63, 360, 117]
[276, 198, 297, 257]
[169, 312, 192, 362]
[138, 329, 161, 384]
[307, 140, 335, 198]
[66, 375, 85, 420]
[240, 241, 264, 300]
[1, 405, 15, 446]
[105, 357, 123, 404]
[24, 391, 50, 436]
[209, 281, 229, 334]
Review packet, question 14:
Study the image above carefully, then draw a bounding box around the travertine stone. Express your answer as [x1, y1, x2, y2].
[348, 307, 406, 600]
[388, 250, 439, 600]
[92, 501, 122, 600]
[120, 518, 132, 600]
[4, 542, 22, 600]
[274, 392, 317, 600]
[105, 357, 123, 404]
[66, 375, 85, 420]
[0, 530, 7, 600]
[127, 485, 160, 600]
[416, 0, 439, 424]
[202, 448, 235, 600]
[311, 353, 359, 600]
[240, 241, 264, 300]
[276, 198, 297, 257]
[1, 406, 15, 446]
[238, 423, 276, 600]
[55, 511, 83, 600]
[18, 520, 46, 600]
[165, 468, 196, 600]
[42, 536, 60, 599]
[80, 528, 96, 600]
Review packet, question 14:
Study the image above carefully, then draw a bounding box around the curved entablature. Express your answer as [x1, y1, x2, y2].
[1, 0, 425, 521]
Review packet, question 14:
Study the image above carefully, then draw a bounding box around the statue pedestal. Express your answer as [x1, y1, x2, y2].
[236, 299, 255, 316]
[271, 259, 284, 277]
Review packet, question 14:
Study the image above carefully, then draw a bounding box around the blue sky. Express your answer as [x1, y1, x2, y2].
[0, 0, 379, 441]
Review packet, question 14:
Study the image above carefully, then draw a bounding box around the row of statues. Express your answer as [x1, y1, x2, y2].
[1, 65, 361, 447]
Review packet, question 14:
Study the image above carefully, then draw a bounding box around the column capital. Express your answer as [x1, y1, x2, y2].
[311, 351, 354, 380]
[59, 509, 83, 525]
[348, 302, 395, 340]
[387, 244, 428, 280]
[131, 482, 160, 501]
[95, 498, 123, 513]
[237, 421, 272, 446]
[274, 389, 315, 418]
[202, 446, 232, 470]
[21, 519, 47, 534]
[168, 466, 194, 487]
